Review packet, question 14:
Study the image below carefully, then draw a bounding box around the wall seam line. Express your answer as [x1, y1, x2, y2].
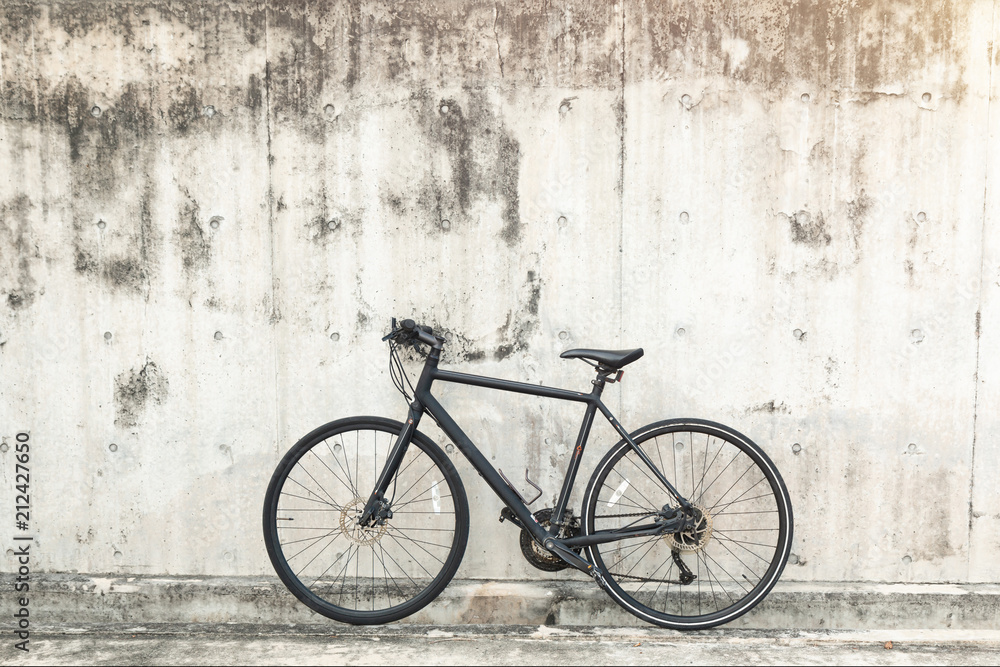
[263, 0, 280, 456]
[968, 0, 997, 569]
[618, 0, 626, 419]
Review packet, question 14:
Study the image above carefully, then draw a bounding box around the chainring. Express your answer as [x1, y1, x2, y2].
[518, 508, 581, 572]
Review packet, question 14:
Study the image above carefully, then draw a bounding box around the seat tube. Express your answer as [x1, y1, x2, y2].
[550, 380, 604, 530]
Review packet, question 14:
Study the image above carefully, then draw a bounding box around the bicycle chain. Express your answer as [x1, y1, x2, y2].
[598, 511, 692, 585]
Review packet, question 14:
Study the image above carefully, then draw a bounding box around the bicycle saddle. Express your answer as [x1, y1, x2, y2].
[559, 347, 644, 369]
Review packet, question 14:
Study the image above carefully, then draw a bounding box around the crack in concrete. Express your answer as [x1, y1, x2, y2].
[493, 3, 504, 78]
[263, 0, 281, 457]
[967, 0, 997, 566]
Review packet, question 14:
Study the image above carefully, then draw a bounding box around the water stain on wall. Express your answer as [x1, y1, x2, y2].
[0, 195, 38, 311]
[637, 0, 967, 95]
[114, 360, 169, 429]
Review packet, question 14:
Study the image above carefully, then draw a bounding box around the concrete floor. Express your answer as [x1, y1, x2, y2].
[8, 625, 1000, 666]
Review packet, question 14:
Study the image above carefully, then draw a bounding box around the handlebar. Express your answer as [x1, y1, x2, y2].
[382, 318, 442, 347]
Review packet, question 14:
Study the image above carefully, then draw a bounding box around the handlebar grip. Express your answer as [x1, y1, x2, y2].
[400, 319, 416, 331]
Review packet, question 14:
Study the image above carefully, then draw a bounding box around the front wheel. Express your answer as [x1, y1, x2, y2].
[263, 417, 470, 624]
[583, 419, 793, 630]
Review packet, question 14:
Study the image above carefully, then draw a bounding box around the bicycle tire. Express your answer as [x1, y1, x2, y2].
[582, 418, 793, 630]
[263, 416, 470, 624]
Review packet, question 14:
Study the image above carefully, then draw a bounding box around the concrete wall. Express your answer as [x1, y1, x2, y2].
[0, 0, 998, 590]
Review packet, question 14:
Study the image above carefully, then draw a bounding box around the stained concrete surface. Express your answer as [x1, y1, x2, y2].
[7, 625, 1000, 666]
[2, 0, 1000, 618]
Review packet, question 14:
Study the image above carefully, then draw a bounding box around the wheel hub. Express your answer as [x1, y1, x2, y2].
[341, 497, 388, 546]
[665, 504, 713, 552]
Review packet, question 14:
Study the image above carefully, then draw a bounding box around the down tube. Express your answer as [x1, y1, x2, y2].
[419, 392, 551, 544]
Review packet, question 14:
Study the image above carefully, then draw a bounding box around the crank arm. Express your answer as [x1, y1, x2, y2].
[542, 536, 595, 574]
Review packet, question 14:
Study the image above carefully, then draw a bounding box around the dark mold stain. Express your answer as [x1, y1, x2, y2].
[786, 210, 832, 247]
[104, 256, 148, 293]
[176, 192, 211, 272]
[0, 195, 38, 311]
[846, 190, 874, 250]
[494, 270, 541, 361]
[167, 83, 202, 134]
[245, 74, 263, 112]
[746, 400, 789, 414]
[416, 91, 522, 247]
[114, 360, 169, 429]
[976, 310, 981, 339]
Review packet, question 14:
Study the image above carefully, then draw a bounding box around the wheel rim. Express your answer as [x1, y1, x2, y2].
[269, 426, 462, 616]
[587, 425, 791, 626]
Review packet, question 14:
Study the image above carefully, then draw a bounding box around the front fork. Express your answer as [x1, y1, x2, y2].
[358, 402, 422, 527]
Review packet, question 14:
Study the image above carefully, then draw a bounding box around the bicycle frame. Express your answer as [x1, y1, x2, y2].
[360, 342, 692, 575]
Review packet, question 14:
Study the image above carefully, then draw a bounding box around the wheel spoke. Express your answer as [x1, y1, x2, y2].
[587, 424, 790, 628]
[265, 423, 467, 618]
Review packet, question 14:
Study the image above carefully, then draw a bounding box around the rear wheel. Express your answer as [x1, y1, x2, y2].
[583, 419, 792, 630]
[263, 417, 469, 624]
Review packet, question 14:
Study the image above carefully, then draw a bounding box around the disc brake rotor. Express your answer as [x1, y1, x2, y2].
[665, 504, 713, 552]
[340, 497, 388, 546]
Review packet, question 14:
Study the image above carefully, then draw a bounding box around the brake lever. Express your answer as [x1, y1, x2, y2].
[381, 317, 400, 342]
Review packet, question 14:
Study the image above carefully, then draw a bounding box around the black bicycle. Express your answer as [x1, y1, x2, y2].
[263, 319, 793, 630]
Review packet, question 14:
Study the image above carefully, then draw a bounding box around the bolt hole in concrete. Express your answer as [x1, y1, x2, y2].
[681, 94, 692, 108]
[902, 555, 913, 565]
[439, 103, 449, 115]
[330, 332, 340, 342]
[333, 443, 343, 454]
[676, 327, 686, 336]
[558, 330, 569, 341]
[104, 331, 112, 341]
[109, 443, 118, 452]
[908, 443, 918, 453]
[792, 443, 802, 455]
[674, 441, 684, 451]
[214, 331, 223, 340]
[445, 444, 454, 454]
[97, 220, 107, 230]
[224, 551, 234, 561]
[324, 104, 336, 119]
[441, 219, 451, 231]
[327, 219, 339, 231]
[0, 443, 7, 453]
[800, 93, 810, 103]
[679, 211, 690, 223]
[911, 329, 925, 344]
[916, 211, 927, 222]
[557, 215, 568, 226]
[91, 105, 102, 117]
[793, 328, 805, 340]
[209, 216, 223, 230]
[202, 105, 216, 118]
[922, 92, 932, 103]
[559, 102, 570, 114]
[114, 551, 123, 562]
